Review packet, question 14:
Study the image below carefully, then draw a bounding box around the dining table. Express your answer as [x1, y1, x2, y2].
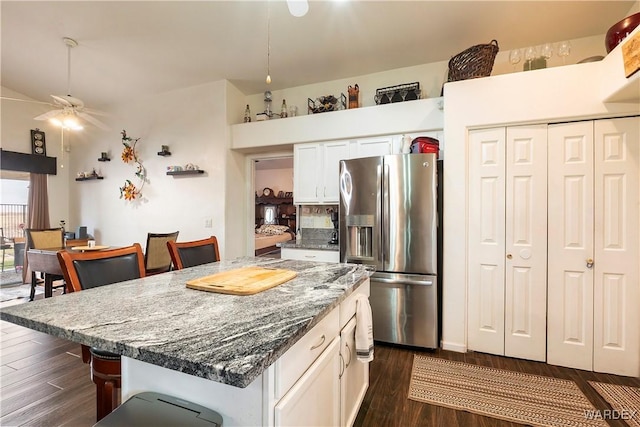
[27, 245, 110, 300]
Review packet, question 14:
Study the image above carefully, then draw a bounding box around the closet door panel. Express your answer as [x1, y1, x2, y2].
[547, 121, 594, 371]
[504, 125, 547, 362]
[593, 117, 639, 377]
[468, 128, 506, 355]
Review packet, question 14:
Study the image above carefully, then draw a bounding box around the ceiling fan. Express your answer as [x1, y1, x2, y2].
[1, 37, 110, 131]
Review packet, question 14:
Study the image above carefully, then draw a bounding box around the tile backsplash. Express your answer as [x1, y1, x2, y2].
[298, 205, 337, 229]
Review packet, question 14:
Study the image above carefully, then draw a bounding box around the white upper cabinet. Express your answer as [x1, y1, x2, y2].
[350, 136, 395, 158]
[294, 141, 350, 204]
[293, 143, 322, 204]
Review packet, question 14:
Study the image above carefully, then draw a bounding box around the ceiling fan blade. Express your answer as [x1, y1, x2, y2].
[82, 107, 110, 117]
[34, 109, 65, 120]
[77, 112, 110, 131]
[0, 96, 54, 106]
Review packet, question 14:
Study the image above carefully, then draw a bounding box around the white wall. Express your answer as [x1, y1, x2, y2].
[441, 53, 640, 352]
[255, 168, 293, 196]
[69, 80, 235, 257]
[240, 34, 611, 124]
[1, 86, 71, 228]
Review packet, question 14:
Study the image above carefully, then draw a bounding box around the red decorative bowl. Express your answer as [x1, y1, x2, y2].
[606, 12, 640, 53]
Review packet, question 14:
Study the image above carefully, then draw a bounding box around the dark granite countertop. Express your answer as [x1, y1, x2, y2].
[278, 239, 339, 251]
[0, 257, 369, 388]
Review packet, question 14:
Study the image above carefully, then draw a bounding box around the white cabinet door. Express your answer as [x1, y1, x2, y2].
[340, 317, 368, 427]
[547, 121, 596, 371]
[468, 125, 547, 361]
[548, 117, 639, 377]
[294, 143, 322, 204]
[468, 127, 506, 356]
[275, 337, 341, 427]
[504, 125, 547, 362]
[322, 141, 350, 203]
[593, 117, 639, 377]
[351, 136, 394, 158]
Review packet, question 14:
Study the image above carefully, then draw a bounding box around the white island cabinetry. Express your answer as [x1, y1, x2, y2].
[123, 279, 371, 426]
[280, 248, 339, 263]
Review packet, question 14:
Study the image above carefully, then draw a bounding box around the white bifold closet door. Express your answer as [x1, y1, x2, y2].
[547, 117, 639, 377]
[468, 125, 547, 361]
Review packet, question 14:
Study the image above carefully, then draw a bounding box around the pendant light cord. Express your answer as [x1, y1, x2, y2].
[66, 43, 72, 96]
[266, 2, 271, 84]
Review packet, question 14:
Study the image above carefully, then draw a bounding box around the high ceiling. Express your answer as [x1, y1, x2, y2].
[1, 1, 635, 110]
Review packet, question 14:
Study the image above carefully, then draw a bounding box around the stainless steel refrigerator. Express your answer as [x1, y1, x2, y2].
[339, 153, 438, 348]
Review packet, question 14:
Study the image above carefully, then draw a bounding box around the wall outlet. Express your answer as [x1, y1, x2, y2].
[204, 218, 213, 228]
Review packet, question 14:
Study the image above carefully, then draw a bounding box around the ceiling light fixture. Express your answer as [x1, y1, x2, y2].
[287, 0, 309, 17]
[48, 37, 84, 131]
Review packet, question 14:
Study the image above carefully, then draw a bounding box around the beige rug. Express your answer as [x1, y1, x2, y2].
[589, 381, 640, 427]
[408, 355, 607, 427]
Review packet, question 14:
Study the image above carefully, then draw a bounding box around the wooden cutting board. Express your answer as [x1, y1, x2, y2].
[186, 266, 297, 295]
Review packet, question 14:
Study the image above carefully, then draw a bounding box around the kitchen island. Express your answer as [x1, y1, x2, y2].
[0, 257, 371, 426]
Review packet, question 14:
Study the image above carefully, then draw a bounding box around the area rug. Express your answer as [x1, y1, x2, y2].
[408, 355, 607, 427]
[589, 381, 640, 427]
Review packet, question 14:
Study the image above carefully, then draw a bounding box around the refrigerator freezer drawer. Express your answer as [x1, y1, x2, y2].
[370, 272, 438, 349]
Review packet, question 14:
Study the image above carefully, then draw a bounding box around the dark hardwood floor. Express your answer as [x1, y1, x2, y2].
[2, 291, 639, 426]
[354, 344, 640, 427]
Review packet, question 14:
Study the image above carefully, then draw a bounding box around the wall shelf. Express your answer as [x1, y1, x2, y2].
[157, 151, 172, 157]
[255, 196, 293, 205]
[166, 170, 205, 176]
[98, 158, 111, 162]
[76, 176, 104, 181]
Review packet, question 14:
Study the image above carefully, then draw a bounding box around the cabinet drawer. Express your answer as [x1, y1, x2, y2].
[274, 308, 339, 400]
[339, 278, 370, 329]
[281, 248, 340, 263]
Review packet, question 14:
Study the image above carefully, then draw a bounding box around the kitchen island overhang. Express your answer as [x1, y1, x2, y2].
[0, 257, 371, 389]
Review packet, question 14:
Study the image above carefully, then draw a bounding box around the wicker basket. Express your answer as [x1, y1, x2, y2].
[447, 39, 499, 82]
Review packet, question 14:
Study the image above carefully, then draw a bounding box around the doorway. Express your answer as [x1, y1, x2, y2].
[251, 155, 294, 257]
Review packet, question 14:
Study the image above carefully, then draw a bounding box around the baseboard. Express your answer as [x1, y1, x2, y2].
[441, 340, 467, 353]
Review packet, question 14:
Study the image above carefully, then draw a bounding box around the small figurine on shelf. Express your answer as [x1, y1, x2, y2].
[348, 84, 359, 109]
[244, 104, 251, 123]
[280, 100, 288, 118]
[91, 168, 99, 178]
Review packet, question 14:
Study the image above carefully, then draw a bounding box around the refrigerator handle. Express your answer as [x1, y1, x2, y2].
[381, 163, 389, 267]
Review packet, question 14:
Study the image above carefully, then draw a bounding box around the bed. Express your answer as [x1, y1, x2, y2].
[255, 225, 295, 256]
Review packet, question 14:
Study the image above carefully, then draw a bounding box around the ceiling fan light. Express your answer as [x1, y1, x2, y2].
[287, 0, 309, 17]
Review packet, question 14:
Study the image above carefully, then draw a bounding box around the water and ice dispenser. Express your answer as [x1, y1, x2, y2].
[345, 215, 374, 260]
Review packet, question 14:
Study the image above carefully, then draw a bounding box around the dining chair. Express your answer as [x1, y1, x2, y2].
[25, 228, 65, 300]
[57, 243, 146, 422]
[167, 235, 220, 270]
[0, 228, 12, 272]
[144, 231, 179, 275]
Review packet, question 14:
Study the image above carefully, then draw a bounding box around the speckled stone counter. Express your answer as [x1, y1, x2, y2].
[278, 239, 339, 251]
[0, 257, 370, 388]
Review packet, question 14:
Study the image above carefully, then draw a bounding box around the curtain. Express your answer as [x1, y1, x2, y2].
[22, 173, 50, 283]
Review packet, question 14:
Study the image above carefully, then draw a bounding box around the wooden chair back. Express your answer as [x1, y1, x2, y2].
[167, 236, 220, 270]
[57, 243, 146, 293]
[144, 231, 179, 275]
[25, 228, 64, 250]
